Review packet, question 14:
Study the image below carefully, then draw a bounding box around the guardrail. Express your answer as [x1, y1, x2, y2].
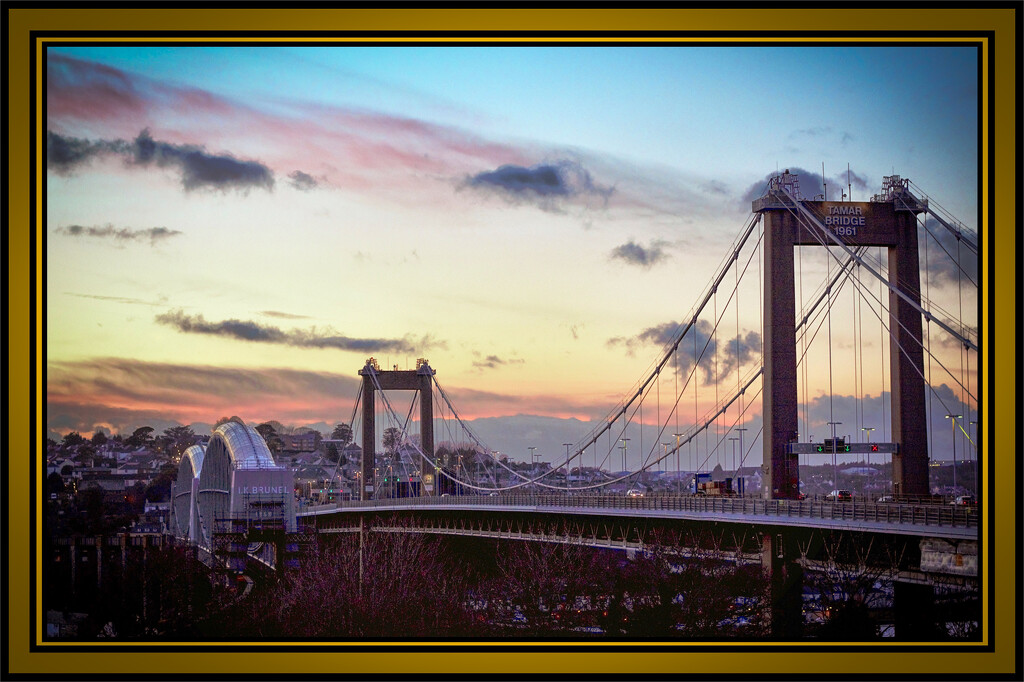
[299, 493, 978, 532]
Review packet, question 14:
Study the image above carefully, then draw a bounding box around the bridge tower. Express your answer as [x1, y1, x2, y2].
[358, 358, 436, 501]
[754, 172, 930, 499]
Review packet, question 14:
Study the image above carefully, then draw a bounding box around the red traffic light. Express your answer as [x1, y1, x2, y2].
[870, 444, 879, 452]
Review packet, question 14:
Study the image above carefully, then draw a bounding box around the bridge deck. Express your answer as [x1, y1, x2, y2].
[299, 494, 979, 541]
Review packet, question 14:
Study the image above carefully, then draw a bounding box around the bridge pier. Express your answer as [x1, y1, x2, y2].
[893, 580, 936, 639]
[761, 531, 804, 639]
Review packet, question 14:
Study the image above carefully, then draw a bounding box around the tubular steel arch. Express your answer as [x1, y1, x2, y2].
[172, 443, 206, 541]
[195, 420, 277, 546]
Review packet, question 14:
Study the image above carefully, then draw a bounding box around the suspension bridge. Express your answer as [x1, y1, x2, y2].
[170, 170, 981, 637]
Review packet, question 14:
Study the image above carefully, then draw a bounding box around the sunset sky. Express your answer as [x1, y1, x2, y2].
[45, 44, 979, 465]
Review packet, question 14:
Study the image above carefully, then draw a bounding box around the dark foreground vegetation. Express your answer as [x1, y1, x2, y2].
[45, 524, 979, 641]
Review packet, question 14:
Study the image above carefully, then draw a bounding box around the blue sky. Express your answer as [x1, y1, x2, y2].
[45, 43, 979, 467]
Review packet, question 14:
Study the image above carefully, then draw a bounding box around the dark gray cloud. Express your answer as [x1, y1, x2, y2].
[288, 170, 319, 191]
[155, 309, 441, 354]
[47, 130, 122, 174]
[609, 318, 716, 384]
[718, 330, 762, 379]
[47, 129, 274, 193]
[130, 129, 274, 192]
[56, 223, 182, 244]
[609, 240, 669, 268]
[920, 217, 979, 288]
[701, 180, 730, 196]
[462, 159, 613, 211]
[609, 320, 761, 386]
[739, 166, 871, 207]
[472, 354, 525, 371]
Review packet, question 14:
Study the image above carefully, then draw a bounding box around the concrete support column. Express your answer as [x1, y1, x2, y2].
[893, 580, 936, 639]
[418, 372, 434, 474]
[762, 531, 804, 639]
[69, 540, 76, 596]
[361, 376, 375, 502]
[888, 214, 930, 497]
[96, 537, 103, 590]
[761, 210, 801, 500]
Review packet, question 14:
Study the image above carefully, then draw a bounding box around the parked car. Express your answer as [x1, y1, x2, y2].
[952, 494, 976, 506]
[825, 489, 853, 502]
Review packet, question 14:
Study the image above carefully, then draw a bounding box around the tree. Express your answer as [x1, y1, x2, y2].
[159, 425, 197, 460]
[382, 427, 402, 455]
[325, 443, 340, 464]
[146, 463, 178, 502]
[331, 423, 353, 446]
[91, 431, 108, 447]
[124, 426, 154, 449]
[214, 415, 245, 428]
[61, 432, 87, 449]
[255, 422, 284, 455]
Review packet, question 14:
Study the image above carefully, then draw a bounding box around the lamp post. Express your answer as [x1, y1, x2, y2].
[563, 443, 573, 494]
[827, 421, 842, 488]
[735, 427, 748, 470]
[861, 427, 875, 466]
[672, 433, 684, 495]
[620, 438, 630, 472]
[728, 437, 739, 472]
[970, 419, 978, 495]
[945, 414, 962, 493]
[528, 447, 537, 493]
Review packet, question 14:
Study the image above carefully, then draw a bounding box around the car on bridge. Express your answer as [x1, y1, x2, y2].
[626, 489, 645, 498]
[951, 494, 976, 506]
[825, 489, 853, 502]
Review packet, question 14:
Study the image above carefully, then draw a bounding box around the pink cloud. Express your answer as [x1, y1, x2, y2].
[46, 55, 536, 205]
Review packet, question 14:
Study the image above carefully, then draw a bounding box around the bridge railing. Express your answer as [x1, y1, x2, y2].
[300, 493, 978, 531]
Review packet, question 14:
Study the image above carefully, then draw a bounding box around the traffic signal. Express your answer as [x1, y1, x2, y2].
[870, 444, 879, 452]
[815, 444, 825, 453]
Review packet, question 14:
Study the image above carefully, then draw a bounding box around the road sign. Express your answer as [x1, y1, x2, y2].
[787, 442, 898, 454]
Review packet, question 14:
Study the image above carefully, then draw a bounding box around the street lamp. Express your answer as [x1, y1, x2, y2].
[861, 427, 875, 466]
[620, 438, 630, 472]
[736, 428, 748, 470]
[945, 414, 962, 493]
[970, 419, 978, 495]
[728, 437, 739, 472]
[826, 421, 842, 488]
[528, 447, 537, 493]
[672, 433, 684, 495]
